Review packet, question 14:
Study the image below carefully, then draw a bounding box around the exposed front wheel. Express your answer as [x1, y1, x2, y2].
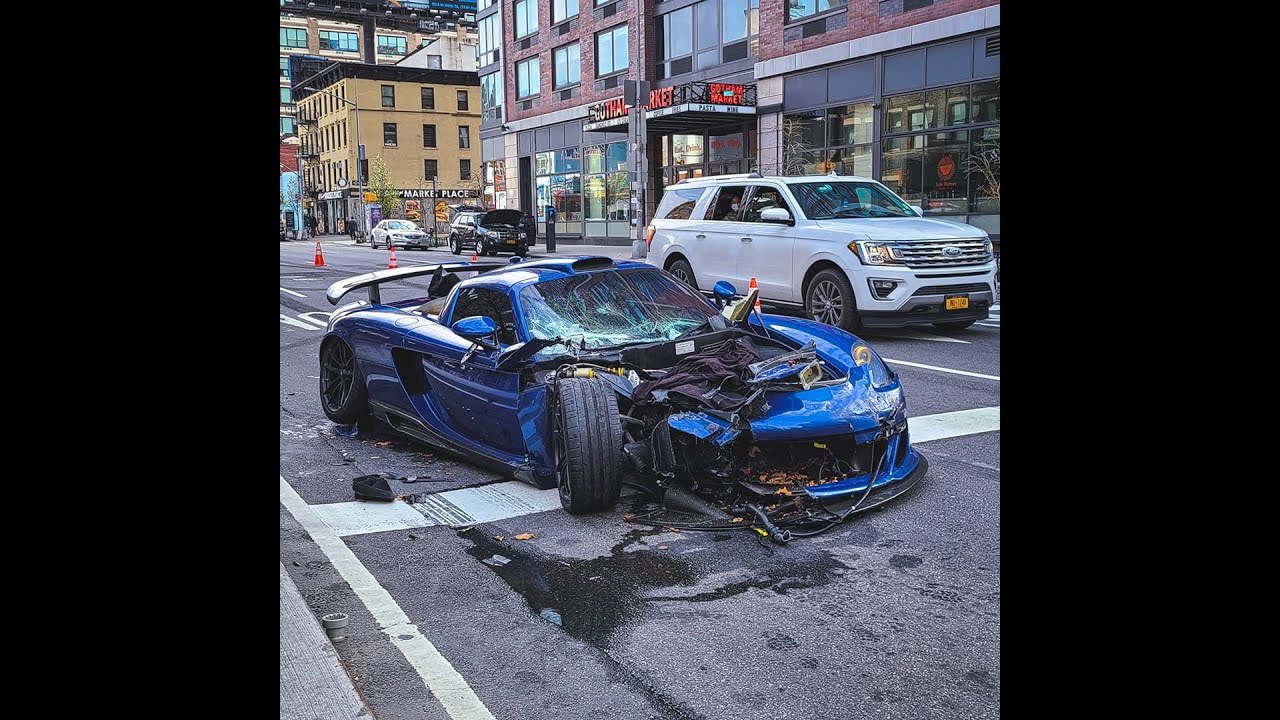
[805, 269, 862, 333]
[668, 259, 697, 290]
[553, 378, 623, 514]
[319, 337, 368, 425]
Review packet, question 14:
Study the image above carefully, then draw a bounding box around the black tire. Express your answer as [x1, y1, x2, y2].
[668, 258, 697, 289]
[449, 234, 461, 255]
[319, 336, 368, 425]
[370, 235, 379, 249]
[933, 320, 976, 331]
[805, 268, 862, 333]
[516, 248, 528, 258]
[553, 378, 623, 514]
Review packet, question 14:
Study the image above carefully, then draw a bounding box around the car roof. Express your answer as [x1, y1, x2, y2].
[454, 256, 652, 292]
[673, 173, 877, 186]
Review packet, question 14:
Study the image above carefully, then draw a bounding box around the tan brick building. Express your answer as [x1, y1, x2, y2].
[296, 62, 482, 236]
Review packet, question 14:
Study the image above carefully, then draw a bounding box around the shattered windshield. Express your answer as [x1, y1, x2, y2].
[519, 268, 718, 351]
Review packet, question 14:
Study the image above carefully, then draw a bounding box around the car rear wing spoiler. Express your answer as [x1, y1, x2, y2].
[325, 261, 508, 305]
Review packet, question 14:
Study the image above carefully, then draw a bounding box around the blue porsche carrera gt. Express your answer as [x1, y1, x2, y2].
[320, 256, 926, 525]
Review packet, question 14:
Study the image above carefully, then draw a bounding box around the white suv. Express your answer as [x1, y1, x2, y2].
[644, 173, 996, 332]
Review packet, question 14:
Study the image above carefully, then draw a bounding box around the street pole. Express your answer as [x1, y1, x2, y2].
[629, 1, 648, 259]
[354, 90, 364, 241]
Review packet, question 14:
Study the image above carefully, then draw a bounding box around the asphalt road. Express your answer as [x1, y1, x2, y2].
[280, 238, 1000, 720]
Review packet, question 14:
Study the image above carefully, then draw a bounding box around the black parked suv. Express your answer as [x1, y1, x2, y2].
[448, 209, 531, 257]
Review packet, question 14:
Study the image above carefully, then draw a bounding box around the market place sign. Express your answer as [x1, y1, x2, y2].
[398, 188, 480, 199]
[583, 82, 757, 130]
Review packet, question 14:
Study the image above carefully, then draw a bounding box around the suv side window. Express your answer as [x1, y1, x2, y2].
[742, 185, 794, 223]
[654, 187, 705, 220]
[450, 287, 518, 346]
[702, 185, 750, 221]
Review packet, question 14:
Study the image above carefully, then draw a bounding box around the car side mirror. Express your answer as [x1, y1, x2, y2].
[910, 205, 924, 217]
[760, 207, 794, 225]
[712, 280, 737, 308]
[452, 315, 498, 363]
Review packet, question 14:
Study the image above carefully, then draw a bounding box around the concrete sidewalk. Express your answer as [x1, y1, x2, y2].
[280, 563, 371, 720]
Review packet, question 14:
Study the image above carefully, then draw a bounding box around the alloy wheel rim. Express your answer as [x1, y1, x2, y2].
[320, 342, 355, 411]
[812, 280, 843, 325]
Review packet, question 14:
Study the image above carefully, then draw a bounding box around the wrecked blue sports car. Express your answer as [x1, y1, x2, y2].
[320, 257, 926, 539]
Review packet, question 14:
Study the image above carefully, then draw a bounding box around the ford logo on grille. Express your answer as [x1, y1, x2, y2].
[942, 246, 962, 257]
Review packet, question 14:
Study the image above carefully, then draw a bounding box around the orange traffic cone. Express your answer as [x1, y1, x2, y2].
[749, 276, 761, 313]
[470, 251, 478, 262]
[313, 241, 325, 267]
[388, 245, 399, 269]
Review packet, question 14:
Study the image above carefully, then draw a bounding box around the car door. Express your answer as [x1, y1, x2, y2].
[420, 286, 525, 455]
[736, 184, 798, 302]
[694, 184, 751, 290]
[371, 221, 384, 244]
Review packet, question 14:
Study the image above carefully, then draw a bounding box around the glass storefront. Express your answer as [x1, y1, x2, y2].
[656, 121, 757, 187]
[583, 141, 630, 238]
[535, 148, 583, 234]
[879, 79, 999, 234]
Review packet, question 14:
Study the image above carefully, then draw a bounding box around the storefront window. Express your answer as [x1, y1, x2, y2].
[782, 103, 873, 177]
[536, 149, 584, 222]
[658, 0, 759, 79]
[583, 142, 629, 221]
[882, 80, 999, 216]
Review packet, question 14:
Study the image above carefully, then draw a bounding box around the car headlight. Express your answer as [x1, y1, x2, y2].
[982, 236, 993, 256]
[849, 240, 904, 266]
[852, 343, 896, 389]
[518, 232, 527, 239]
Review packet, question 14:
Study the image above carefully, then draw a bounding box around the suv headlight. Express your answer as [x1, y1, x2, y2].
[849, 240, 904, 266]
[518, 232, 527, 239]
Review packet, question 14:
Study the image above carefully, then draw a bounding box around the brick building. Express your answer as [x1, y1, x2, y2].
[478, 0, 999, 245]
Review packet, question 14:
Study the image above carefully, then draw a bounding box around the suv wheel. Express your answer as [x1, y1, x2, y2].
[668, 259, 697, 290]
[806, 269, 862, 333]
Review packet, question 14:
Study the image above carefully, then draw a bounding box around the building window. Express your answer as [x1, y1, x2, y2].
[457, 90, 469, 111]
[460, 159, 472, 181]
[903, 0, 935, 11]
[479, 14, 500, 63]
[281, 87, 293, 105]
[280, 27, 307, 48]
[658, 0, 758, 79]
[481, 70, 503, 122]
[423, 124, 437, 148]
[535, 149, 583, 223]
[595, 24, 628, 77]
[281, 117, 296, 136]
[384, 122, 398, 146]
[553, 0, 579, 23]
[376, 35, 407, 55]
[554, 42, 580, 88]
[427, 55, 443, 69]
[514, 0, 538, 39]
[421, 87, 435, 109]
[279, 56, 290, 78]
[879, 80, 1000, 216]
[319, 31, 359, 52]
[583, 141, 629, 222]
[425, 158, 438, 179]
[787, 0, 846, 23]
[479, 0, 496, 9]
[516, 57, 540, 99]
[782, 103, 873, 178]
[459, 126, 471, 149]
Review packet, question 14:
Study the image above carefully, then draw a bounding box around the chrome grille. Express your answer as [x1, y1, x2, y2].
[895, 239, 991, 268]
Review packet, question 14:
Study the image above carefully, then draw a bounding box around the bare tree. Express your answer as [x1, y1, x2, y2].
[753, 117, 814, 176]
[965, 140, 1000, 210]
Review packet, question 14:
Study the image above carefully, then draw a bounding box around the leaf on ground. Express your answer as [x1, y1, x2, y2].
[730, 517, 744, 523]
[665, 527, 681, 533]
[775, 487, 793, 496]
[514, 533, 535, 541]
[658, 545, 668, 550]
[375, 441, 392, 447]
[623, 514, 635, 520]
[492, 535, 504, 541]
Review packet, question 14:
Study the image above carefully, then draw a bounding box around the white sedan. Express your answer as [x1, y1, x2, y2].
[370, 219, 429, 249]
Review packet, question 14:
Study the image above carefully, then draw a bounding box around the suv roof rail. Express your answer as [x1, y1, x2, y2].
[674, 172, 765, 185]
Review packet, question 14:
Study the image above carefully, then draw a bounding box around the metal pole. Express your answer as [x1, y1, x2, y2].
[354, 88, 364, 242]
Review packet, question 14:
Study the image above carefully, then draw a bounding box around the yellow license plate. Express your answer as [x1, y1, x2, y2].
[945, 295, 969, 310]
[506, 239, 516, 244]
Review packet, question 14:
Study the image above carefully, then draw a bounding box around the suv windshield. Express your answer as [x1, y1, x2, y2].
[519, 268, 717, 351]
[791, 181, 915, 220]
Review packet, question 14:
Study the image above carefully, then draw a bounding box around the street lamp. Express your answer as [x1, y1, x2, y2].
[304, 85, 365, 238]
